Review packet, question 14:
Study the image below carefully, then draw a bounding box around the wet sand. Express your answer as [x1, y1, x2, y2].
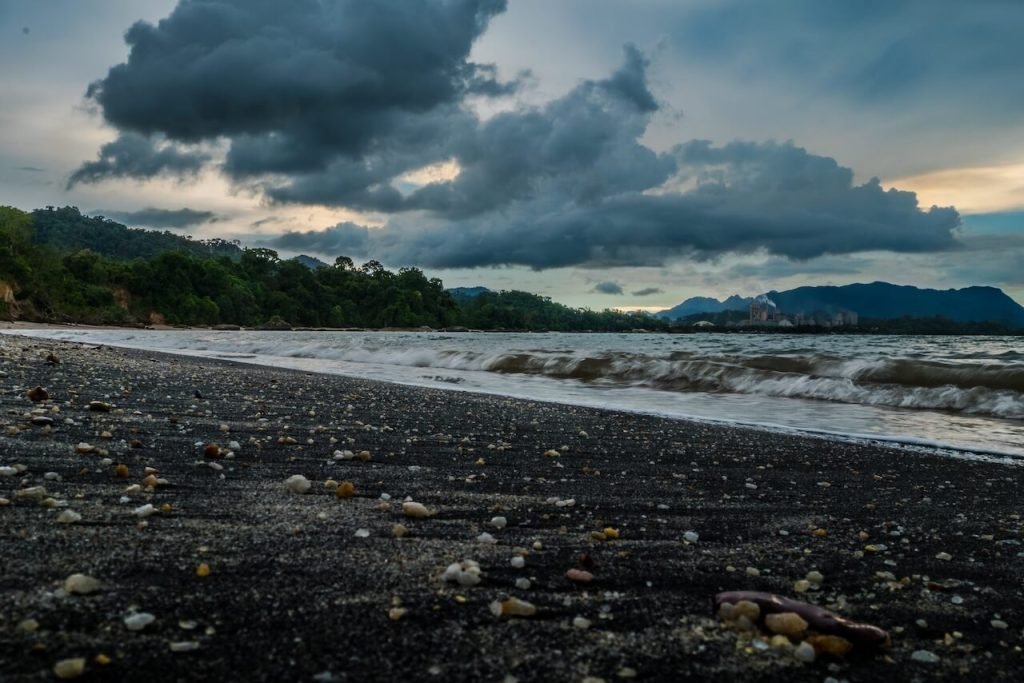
[0, 335, 1021, 681]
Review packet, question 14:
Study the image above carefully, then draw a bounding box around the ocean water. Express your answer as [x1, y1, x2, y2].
[4, 328, 1022, 459]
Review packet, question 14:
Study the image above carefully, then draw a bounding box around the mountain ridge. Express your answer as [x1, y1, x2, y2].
[658, 282, 1024, 326]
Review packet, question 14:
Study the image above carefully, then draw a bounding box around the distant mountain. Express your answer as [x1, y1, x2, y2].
[659, 282, 1024, 326]
[659, 294, 750, 319]
[293, 254, 328, 270]
[447, 286, 491, 299]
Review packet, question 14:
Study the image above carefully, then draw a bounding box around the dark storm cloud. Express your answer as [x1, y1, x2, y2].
[77, 3, 963, 269]
[67, 133, 208, 188]
[349, 137, 960, 269]
[264, 222, 370, 257]
[83, 0, 512, 187]
[677, 1, 1024, 116]
[592, 281, 624, 295]
[100, 207, 218, 230]
[632, 287, 662, 297]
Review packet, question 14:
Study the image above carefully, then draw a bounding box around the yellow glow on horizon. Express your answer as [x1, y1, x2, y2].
[888, 162, 1024, 214]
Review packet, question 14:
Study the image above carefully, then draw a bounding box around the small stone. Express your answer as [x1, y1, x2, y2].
[115, 464, 129, 478]
[793, 579, 811, 593]
[124, 612, 156, 631]
[765, 612, 808, 638]
[354, 528, 371, 538]
[88, 401, 112, 412]
[745, 567, 760, 577]
[284, 474, 311, 493]
[490, 516, 507, 529]
[515, 578, 531, 590]
[911, 649, 940, 664]
[566, 568, 594, 583]
[477, 532, 497, 544]
[733, 600, 761, 621]
[794, 641, 816, 663]
[572, 616, 592, 629]
[134, 503, 157, 518]
[30, 415, 54, 426]
[203, 443, 223, 459]
[388, 607, 407, 621]
[991, 619, 1009, 629]
[356, 450, 372, 461]
[75, 443, 96, 454]
[806, 570, 824, 585]
[683, 531, 699, 544]
[402, 501, 434, 518]
[278, 436, 298, 445]
[543, 449, 560, 457]
[196, 563, 211, 578]
[14, 485, 47, 501]
[510, 556, 525, 569]
[169, 641, 200, 652]
[935, 552, 952, 561]
[64, 573, 100, 594]
[27, 386, 49, 402]
[57, 510, 82, 524]
[392, 524, 409, 538]
[18, 618, 40, 632]
[94, 654, 111, 666]
[490, 596, 537, 617]
[335, 481, 356, 498]
[142, 474, 159, 488]
[602, 527, 620, 539]
[443, 560, 482, 587]
[53, 658, 86, 679]
[808, 635, 854, 656]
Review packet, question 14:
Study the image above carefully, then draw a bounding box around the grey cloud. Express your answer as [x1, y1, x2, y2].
[84, 0, 512, 187]
[100, 207, 218, 230]
[18, 166, 45, 173]
[593, 281, 624, 295]
[264, 222, 370, 257]
[632, 287, 663, 296]
[349, 139, 959, 269]
[67, 133, 208, 188]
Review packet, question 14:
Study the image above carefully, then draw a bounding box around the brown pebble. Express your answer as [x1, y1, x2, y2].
[336, 481, 356, 498]
[807, 634, 854, 656]
[765, 612, 808, 638]
[203, 443, 223, 459]
[27, 386, 49, 402]
[114, 464, 129, 478]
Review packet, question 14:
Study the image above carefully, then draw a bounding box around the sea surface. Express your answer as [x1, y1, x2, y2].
[4, 328, 1023, 459]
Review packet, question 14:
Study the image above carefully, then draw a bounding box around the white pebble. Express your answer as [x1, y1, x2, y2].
[477, 532, 497, 544]
[134, 503, 157, 518]
[510, 556, 525, 569]
[911, 649, 940, 663]
[124, 612, 156, 631]
[354, 528, 370, 538]
[284, 474, 311, 494]
[935, 552, 952, 561]
[806, 570, 824, 585]
[991, 619, 1009, 629]
[169, 641, 201, 652]
[572, 616, 592, 629]
[683, 531, 699, 544]
[57, 510, 82, 524]
[490, 516, 508, 529]
[0, 466, 17, 476]
[515, 577, 531, 590]
[64, 573, 100, 595]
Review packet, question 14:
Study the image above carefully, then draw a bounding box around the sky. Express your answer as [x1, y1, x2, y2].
[2, 0, 1024, 309]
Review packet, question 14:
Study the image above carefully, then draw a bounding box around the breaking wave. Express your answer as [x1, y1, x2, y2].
[214, 339, 1024, 420]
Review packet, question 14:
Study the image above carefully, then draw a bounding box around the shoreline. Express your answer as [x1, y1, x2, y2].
[2, 326, 1022, 463]
[1, 336, 1022, 681]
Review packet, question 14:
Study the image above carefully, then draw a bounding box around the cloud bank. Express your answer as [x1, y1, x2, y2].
[78, 0, 962, 270]
[99, 207, 218, 230]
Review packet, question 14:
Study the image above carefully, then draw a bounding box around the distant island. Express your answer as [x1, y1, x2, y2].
[658, 282, 1024, 330]
[0, 205, 1021, 335]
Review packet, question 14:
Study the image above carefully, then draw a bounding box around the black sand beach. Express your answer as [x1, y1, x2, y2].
[0, 334, 1021, 681]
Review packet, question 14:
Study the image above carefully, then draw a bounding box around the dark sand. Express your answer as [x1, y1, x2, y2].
[0, 335, 1021, 681]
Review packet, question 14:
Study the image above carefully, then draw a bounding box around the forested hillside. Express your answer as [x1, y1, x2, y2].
[0, 206, 663, 331]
